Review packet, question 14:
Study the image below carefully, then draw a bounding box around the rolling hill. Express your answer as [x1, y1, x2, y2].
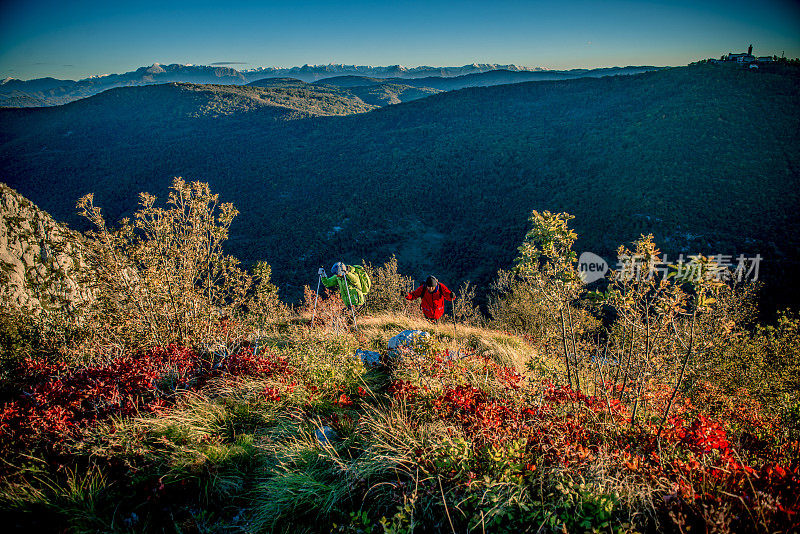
[1, 62, 798, 310]
[316, 66, 661, 91]
[247, 77, 441, 106]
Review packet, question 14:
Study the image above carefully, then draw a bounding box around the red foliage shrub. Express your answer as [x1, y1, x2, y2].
[336, 393, 353, 407]
[0, 344, 295, 450]
[222, 346, 290, 377]
[434, 385, 518, 444]
[387, 380, 420, 400]
[263, 387, 282, 402]
[421, 368, 800, 531]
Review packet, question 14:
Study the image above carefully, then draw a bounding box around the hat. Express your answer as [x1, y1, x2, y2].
[425, 275, 438, 290]
[332, 262, 346, 276]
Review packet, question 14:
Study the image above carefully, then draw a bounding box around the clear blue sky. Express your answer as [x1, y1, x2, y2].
[1, 0, 798, 80]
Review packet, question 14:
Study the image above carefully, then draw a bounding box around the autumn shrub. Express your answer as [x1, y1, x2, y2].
[0, 305, 36, 387]
[244, 260, 287, 323]
[700, 310, 800, 440]
[283, 335, 364, 401]
[475, 209, 800, 529]
[301, 284, 351, 334]
[491, 211, 776, 435]
[492, 210, 604, 394]
[452, 280, 482, 327]
[0, 304, 95, 397]
[594, 239, 791, 439]
[0, 344, 293, 457]
[363, 255, 419, 316]
[391, 349, 798, 532]
[488, 268, 559, 338]
[75, 178, 287, 350]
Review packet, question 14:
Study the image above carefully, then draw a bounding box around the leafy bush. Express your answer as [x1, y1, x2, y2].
[0, 304, 91, 394]
[245, 260, 287, 324]
[363, 256, 418, 317]
[77, 178, 253, 348]
[0, 344, 291, 454]
[301, 284, 350, 334]
[488, 268, 559, 338]
[452, 281, 482, 327]
[0, 306, 34, 384]
[702, 310, 800, 440]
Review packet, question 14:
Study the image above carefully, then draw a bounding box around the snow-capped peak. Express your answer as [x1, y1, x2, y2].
[145, 63, 166, 74]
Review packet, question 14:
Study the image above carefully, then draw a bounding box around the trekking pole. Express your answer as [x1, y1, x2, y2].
[343, 273, 358, 330]
[405, 279, 411, 317]
[407, 279, 414, 318]
[452, 298, 459, 357]
[311, 271, 322, 330]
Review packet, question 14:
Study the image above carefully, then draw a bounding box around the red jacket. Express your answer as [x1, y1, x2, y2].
[406, 283, 453, 320]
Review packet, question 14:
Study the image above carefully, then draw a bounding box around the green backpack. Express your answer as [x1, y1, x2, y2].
[350, 265, 371, 295]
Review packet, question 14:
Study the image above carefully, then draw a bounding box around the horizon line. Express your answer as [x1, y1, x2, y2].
[3, 61, 678, 82]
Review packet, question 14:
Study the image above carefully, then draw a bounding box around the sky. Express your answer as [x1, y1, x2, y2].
[1, 0, 799, 80]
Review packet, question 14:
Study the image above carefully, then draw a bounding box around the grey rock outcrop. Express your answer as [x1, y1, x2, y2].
[355, 349, 381, 367]
[0, 183, 91, 313]
[387, 329, 429, 351]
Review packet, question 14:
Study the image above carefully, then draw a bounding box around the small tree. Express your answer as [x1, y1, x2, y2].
[77, 178, 252, 348]
[513, 210, 585, 391]
[594, 237, 728, 428]
[601, 235, 688, 424]
[487, 269, 557, 338]
[657, 254, 726, 434]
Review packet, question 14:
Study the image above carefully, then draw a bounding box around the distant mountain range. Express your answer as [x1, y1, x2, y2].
[1, 63, 660, 107]
[242, 63, 545, 81]
[0, 64, 247, 107]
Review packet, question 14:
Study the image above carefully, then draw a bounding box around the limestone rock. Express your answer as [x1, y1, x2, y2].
[387, 329, 430, 351]
[355, 349, 381, 367]
[0, 183, 91, 313]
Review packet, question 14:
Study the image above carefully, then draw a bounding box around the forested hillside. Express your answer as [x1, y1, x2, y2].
[248, 77, 441, 106]
[1, 62, 798, 308]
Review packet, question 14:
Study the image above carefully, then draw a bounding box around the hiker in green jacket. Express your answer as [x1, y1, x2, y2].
[319, 262, 367, 308]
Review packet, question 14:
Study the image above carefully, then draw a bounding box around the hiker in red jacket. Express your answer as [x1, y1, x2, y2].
[404, 275, 453, 321]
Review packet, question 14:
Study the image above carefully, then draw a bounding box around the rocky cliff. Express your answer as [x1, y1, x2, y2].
[0, 183, 90, 313]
